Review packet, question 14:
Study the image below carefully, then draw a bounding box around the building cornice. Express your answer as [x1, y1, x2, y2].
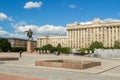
[67, 22, 120, 30]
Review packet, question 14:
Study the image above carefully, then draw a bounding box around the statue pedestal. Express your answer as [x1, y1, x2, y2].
[27, 41, 34, 53]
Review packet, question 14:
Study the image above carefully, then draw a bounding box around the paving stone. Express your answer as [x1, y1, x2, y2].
[0, 53, 120, 80]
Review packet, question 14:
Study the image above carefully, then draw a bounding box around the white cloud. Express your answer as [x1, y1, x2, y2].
[0, 26, 27, 39]
[11, 22, 66, 39]
[24, 1, 42, 9]
[0, 30, 8, 36]
[79, 21, 92, 25]
[38, 25, 66, 36]
[0, 27, 9, 36]
[8, 33, 27, 39]
[0, 12, 12, 21]
[102, 18, 120, 22]
[77, 18, 120, 25]
[69, 5, 77, 9]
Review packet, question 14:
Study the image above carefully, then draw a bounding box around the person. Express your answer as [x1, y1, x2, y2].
[19, 50, 23, 58]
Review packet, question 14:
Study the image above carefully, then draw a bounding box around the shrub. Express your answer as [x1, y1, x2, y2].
[80, 48, 91, 53]
[11, 47, 26, 52]
[0, 38, 11, 52]
[60, 47, 71, 54]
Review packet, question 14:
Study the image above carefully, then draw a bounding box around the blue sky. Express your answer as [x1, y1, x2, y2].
[0, 0, 120, 39]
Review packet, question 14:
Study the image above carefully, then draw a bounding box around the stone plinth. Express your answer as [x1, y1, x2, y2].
[27, 41, 34, 53]
[35, 60, 101, 70]
[0, 57, 19, 61]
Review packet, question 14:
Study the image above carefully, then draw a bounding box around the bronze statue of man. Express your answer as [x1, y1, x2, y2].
[25, 29, 33, 40]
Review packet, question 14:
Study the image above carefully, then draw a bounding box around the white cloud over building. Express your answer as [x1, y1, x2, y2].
[11, 22, 66, 39]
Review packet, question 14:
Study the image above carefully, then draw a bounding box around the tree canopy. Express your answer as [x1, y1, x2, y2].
[114, 41, 120, 49]
[0, 38, 11, 52]
[89, 41, 104, 49]
[35, 43, 71, 54]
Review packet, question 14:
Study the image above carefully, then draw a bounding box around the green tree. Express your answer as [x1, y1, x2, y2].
[56, 43, 61, 48]
[89, 41, 104, 52]
[56, 43, 62, 51]
[114, 41, 120, 49]
[60, 47, 71, 53]
[41, 44, 53, 52]
[11, 47, 26, 52]
[0, 38, 11, 52]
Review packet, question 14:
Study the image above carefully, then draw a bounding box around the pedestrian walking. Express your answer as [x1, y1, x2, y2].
[19, 50, 23, 58]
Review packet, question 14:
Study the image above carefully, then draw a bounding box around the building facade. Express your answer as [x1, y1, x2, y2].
[37, 36, 67, 47]
[67, 18, 120, 49]
[37, 18, 120, 49]
[8, 38, 37, 48]
[8, 38, 27, 47]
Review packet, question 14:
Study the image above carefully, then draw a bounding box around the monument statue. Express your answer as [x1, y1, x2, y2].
[25, 29, 33, 40]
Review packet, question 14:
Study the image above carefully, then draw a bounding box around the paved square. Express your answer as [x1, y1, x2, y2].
[0, 52, 120, 80]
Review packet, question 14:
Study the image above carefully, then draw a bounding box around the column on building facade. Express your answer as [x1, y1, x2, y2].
[92, 28, 95, 42]
[81, 29, 83, 48]
[76, 29, 78, 48]
[90, 28, 92, 42]
[71, 29, 73, 48]
[83, 29, 86, 48]
[79, 29, 82, 48]
[119, 26, 120, 41]
[69, 30, 71, 47]
[69, 30, 71, 48]
[85, 28, 88, 48]
[117, 26, 120, 41]
[108, 27, 111, 47]
[73, 29, 75, 48]
[77, 29, 79, 49]
[87, 28, 90, 46]
[103, 27, 105, 47]
[112, 27, 114, 46]
[75, 29, 78, 49]
[115, 26, 118, 41]
[104, 27, 107, 47]
[97, 28, 99, 41]
[99, 27, 101, 42]
[66, 30, 69, 47]
[106, 27, 109, 47]
[74, 29, 76, 48]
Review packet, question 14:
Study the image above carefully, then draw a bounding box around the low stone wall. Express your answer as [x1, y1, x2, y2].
[35, 60, 101, 70]
[94, 49, 120, 58]
[0, 57, 19, 61]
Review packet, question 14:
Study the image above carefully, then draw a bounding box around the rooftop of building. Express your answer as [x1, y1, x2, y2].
[38, 36, 66, 39]
[67, 18, 120, 27]
[7, 38, 37, 42]
[7, 38, 28, 41]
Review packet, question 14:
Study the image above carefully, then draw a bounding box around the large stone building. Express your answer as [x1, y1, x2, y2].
[67, 18, 120, 49]
[37, 18, 120, 49]
[7, 38, 27, 47]
[8, 38, 37, 48]
[37, 36, 67, 47]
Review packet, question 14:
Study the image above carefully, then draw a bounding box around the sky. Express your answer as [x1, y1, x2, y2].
[0, 0, 120, 40]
